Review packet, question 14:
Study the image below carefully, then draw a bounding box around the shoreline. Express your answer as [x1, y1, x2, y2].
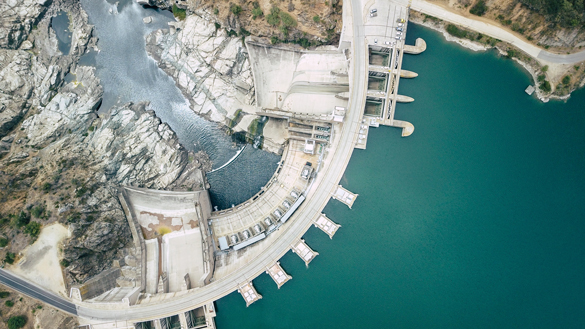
[408, 12, 582, 103]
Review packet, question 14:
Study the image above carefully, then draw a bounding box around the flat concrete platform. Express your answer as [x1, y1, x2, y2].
[238, 282, 262, 307]
[266, 262, 292, 289]
[332, 185, 358, 208]
[313, 214, 341, 239]
[292, 239, 319, 267]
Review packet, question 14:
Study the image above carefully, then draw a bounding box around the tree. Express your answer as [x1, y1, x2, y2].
[252, 7, 263, 19]
[266, 6, 281, 26]
[5, 300, 14, 307]
[0, 291, 10, 298]
[280, 12, 297, 28]
[470, 0, 488, 16]
[0, 237, 8, 247]
[562, 75, 571, 84]
[24, 222, 42, 239]
[7, 316, 27, 329]
[30, 205, 44, 218]
[16, 211, 30, 227]
[540, 80, 551, 92]
[4, 252, 15, 264]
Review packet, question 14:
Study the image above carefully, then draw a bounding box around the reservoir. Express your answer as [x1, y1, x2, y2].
[214, 23, 585, 328]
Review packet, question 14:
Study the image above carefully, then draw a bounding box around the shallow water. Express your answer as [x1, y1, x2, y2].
[51, 11, 72, 55]
[214, 23, 585, 329]
[79, 0, 280, 207]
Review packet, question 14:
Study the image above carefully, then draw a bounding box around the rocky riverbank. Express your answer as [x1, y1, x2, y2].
[0, 0, 210, 293]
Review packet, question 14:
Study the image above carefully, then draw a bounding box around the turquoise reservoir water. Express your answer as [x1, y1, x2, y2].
[214, 23, 585, 328]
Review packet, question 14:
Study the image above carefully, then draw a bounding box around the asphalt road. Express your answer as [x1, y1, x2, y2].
[401, 0, 585, 65]
[0, 0, 368, 323]
[0, 269, 77, 315]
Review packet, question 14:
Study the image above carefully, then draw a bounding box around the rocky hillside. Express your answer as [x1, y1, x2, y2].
[157, 0, 343, 47]
[445, 0, 585, 51]
[0, 0, 209, 286]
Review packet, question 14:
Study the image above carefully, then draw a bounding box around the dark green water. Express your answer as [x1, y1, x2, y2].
[214, 23, 585, 329]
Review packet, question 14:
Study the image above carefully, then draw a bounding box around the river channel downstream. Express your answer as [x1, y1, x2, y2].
[79, 0, 279, 209]
[213, 23, 585, 329]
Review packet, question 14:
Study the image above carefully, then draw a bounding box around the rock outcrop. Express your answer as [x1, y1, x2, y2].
[0, 0, 50, 49]
[146, 15, 255, 124]
[13, 66, 197, 282]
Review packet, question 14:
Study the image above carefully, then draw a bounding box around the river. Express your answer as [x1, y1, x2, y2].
[214, 23, 585, 329]
[79, 0, 279, 209]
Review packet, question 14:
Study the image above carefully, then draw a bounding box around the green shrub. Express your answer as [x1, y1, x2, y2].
[542, 65, 548, 72]
[24, 222, 41, 239]
[280, 12, 297, 28]
[172, 4, 186, 20]
[240, 28, 251, 36]
[30, 205, 44, 218]
[225, 29, 238, 37]
[41, 182, 52, 193]
[540, 80, 551, 92]
[7, 315, 27, 329]
[230, 4, 242, 15]
[446, 24, 467, 38]
[213, 8, 219, 15]
[469, 0, 488, 16]
[252, 7, 263, 19]
[562, 75, 571, 84]
[88, 126, 95, 132]
[507, 49, 516, 58]
[0, 291, 10, 298]
[16, 211, 30, 227]
[60, 259, 70, 267]
[266, 6, 281, 26]
[0, 237, 8, 248]
[270, 36, 279, 44]
[537, 74, 546, 82]
[5, 300, 14, 307]
[313, 15, 320, 23]
[4, 252, 15, 264]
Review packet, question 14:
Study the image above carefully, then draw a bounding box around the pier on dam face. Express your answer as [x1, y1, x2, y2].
[355, 0, 426, 141]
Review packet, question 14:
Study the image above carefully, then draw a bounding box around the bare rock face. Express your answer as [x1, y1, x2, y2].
[22, 65, 102, 146]
[146, 15, 255, 124]
[0, 0, 50, 49]
[0, 50, 35, 137]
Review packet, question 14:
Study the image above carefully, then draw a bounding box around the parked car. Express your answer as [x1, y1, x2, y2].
[370, 8, 377, 13]
[396, 27, 403, 31]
